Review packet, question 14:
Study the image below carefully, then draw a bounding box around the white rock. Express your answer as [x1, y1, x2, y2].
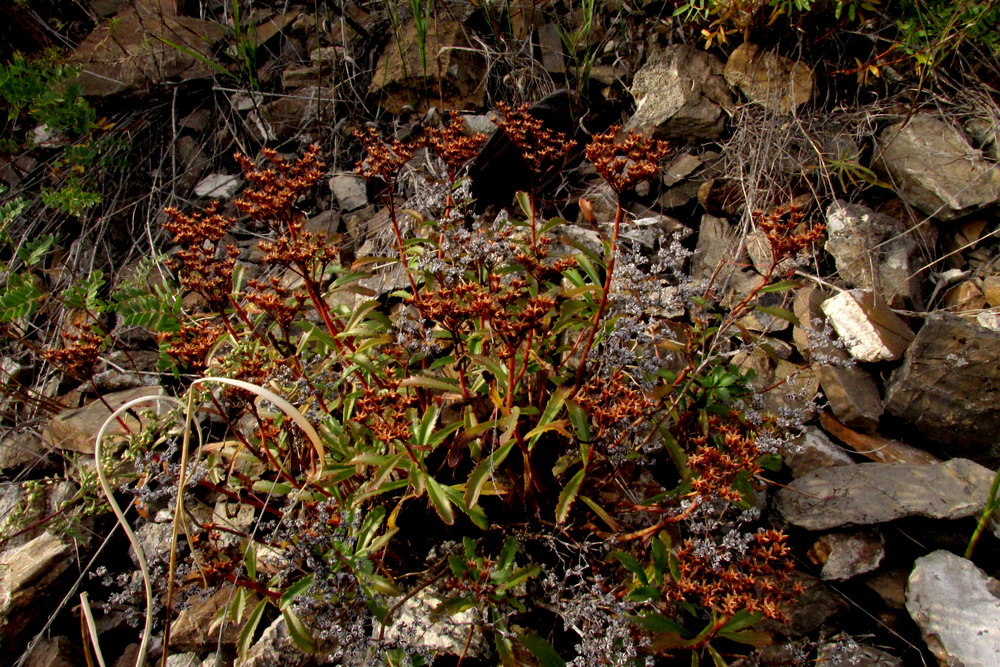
[821, 290, 914, 362]
[194, 173, 243, 199]
[907, 550, 1000, 665]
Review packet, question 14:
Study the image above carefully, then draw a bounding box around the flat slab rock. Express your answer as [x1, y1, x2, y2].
[776, 458, 999, 534]
[907, 550, 1000, 665]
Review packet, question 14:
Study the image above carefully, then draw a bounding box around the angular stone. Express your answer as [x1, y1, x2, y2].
[194, 174, 243, 200]
[170, 587, 258, 651]
[808, 530, 884, 581]
[783, 426, 855, 478]
[369, 19, 486, 113]
[537, 23, 565, 75]
[330, 173, 368, 212]
[762, 572, 846, 637]
[982, 274, 1000, 307]
[0, 533, 72, 651]
[43, 386, 167, 453]
[723, 43, 814, 114]
[257, 86, 337, 142]
[942, 279, 987, 313]
[907, 551, 1000, 666]
[824, 200, 922, 306]
[821, 290, 914, 362]
[876, 114, 1000, 221]
[626, 44, 732, 140]
[68, 0, 227, 96]
[884, 312, 1000, 456]
[816, 639, 902, 666]
[776, 458, 997, 532]
[815, 362, 883, 432]
[691, 214, 748, 283]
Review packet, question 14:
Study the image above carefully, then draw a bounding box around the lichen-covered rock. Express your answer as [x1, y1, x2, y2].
[625, 44, 732, 140]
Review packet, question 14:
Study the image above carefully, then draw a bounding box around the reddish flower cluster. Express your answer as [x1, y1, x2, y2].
[42, 331, 103, 381]
[754, 203, 825, 263]
[354, 380, 416, 444]
[157, 320, 225, 370]
[670, 528, 799, 619]
[423, 115, 488, 180]
[686, 414, 763, 503]
[355, 127, 422, 182]
[574, 370, 652, 445]
[233, 145, 325, 226]
[494, 102, 577, 184]
[585, 126, 672, 194]
[162, 203, 239, 312]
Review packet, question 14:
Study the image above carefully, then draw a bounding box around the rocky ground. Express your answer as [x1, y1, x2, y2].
[1, 0, 1000, 665]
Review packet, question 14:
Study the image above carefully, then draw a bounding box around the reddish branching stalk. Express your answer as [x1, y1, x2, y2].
[573, 127, 671, 389]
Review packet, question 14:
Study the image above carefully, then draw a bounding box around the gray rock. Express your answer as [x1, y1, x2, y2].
[876, 114, 1000, 221]
[626, 45, 732, 140]
[783, 426, 855, 477]
[907, 550, 1000, 665]
[170, 587, 258, 651]
[824, 200, 922, 306]
[21, 635, 75, 667]
[0, 428, 45, 470]
[257, 87, 337, 142]
[762, 571, 846, 637]
[194, 174, 244, 200]
[330, 173, 368, 212]
[821, 290, 914, 362]
[691, 214, 748, 284]
[884, 312, 1000, 457]
[816, 637, 902, 666]
[380, 588, 486, 656]
[776, 458, 998, 532]
[723, 43, 814, 114]
[808, 530, 885, 581]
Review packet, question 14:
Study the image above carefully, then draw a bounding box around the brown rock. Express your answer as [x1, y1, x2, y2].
[884, 312, 1000, 457]
[819, 412, 940, 465]
[723, 43, 814, 114]
[170, 587, 258, 651]
[821, 290, 914, 362]
[815, 361, 883, 432]
[68, 0, 227, 96]
[369, 20, 486, 113]
[43, 386, 167, 453]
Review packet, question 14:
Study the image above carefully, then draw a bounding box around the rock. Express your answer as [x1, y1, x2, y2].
[330, 173, 368, 211]
[194, 174, 243, 200]
[824, 200, 922, 306]
[875, 114, 1000, 221]
[67, 0, 227, 96]
[43, 386, 167, 454]
[303, 209, 340, 237]
[723, 43, 814, 114]
[884, 312, 1000, 457]
[170, 587, 258, 651]
[942, 279, 988, 313]
[697, 178, 743, 217]
[0, 428, 44, 469]
[280, 66, 329, 89]
[380, 588, 486, 656]
[982, 274, 1000, 307]
[369, 19, 487, 113]
[662, 152, 705, 186]
[821, 290, 914, 362]
[22, 635, 75, 666]
[164, 653, 201, 667]
[816, 637, 902, 666]
[242, 615, 310, 666]
[537, 23, 565, 75]
[819, 412, 940, 465]
[776, 458, 998, 532]
[625, 44, 732, 140]
[763, 572, 846, 637]
[257, 86, 337, 142]
[807, 530, 884, 581]
[864, 568, 908, 609]
[734, 347, 817, 416]
[815, 361, 883, 432]
[0, 532, 72, 652]
[783, 426, 855, 477]
[907, 550, 1000, 665]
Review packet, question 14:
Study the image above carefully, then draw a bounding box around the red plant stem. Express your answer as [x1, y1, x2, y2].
[384, 183, 420, 295]
[573, 199, 625, 390]
[89, 378, 133, 434]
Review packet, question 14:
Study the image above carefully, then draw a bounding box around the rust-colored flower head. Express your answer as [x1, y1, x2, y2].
[42, 331, 103, 381]
[424, 115, 487, 179]
[494, 102, 577, 185]
[585, 126, 671, 194]
[233, 145, 325, 229]
[157, 320, 225, 370]
[753, 203, 824, 263]
[355, 127, 422, 183]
